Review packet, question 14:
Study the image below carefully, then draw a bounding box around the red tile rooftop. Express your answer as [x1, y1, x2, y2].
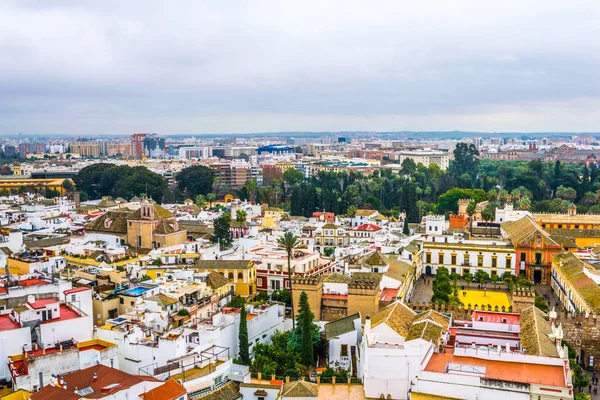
[29, 298, 58, 309]
[64, 287, 92, 295]
[43, 304, 81, 323]
[19, 279, 48, 287]
[424, 347, 567, 387]
[380, 288, 399, 302]
[0, 314, 20, 331]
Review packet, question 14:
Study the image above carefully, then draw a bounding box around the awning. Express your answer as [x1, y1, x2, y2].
[185, 378, 214, 393]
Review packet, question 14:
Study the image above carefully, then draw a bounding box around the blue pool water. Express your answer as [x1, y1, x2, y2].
[121, 286, 150, 296]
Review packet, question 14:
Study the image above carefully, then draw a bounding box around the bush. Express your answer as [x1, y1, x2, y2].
[284, 369, 299, 378]
[534, 293, 548, 312]
[177, 308, 190, 316]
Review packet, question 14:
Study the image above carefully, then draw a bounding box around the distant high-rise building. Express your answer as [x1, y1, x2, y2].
[143, 134, 165, 158]
[3, 145, 17, 158]
[131, 133, 148, 159]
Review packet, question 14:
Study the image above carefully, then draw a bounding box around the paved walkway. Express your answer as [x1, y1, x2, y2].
[409, 275, 435, 303]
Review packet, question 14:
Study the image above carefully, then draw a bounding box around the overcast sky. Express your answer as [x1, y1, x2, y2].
[1, 0, 599, 135]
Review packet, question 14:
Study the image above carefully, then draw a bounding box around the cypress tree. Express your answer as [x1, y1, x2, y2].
[238, 304, 250, 365]
[297, 291, 315, 366]
[403, 216, 410, 235]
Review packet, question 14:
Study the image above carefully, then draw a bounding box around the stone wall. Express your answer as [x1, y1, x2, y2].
[555, 311, 600, 370]
[510, 288, 536, 312]
[321, 297, 347, 322]
[347, 282, 380, 322]
[291, 277, 322, 319]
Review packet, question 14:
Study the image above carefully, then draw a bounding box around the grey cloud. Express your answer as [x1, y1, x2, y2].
[0, 0, 599, 134]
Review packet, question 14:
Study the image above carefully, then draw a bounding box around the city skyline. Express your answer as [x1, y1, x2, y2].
[1, 1, 599, 135]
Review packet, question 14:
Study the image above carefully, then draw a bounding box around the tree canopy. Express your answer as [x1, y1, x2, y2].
[175, 165, 215, 199]
[73, 163, 168, 203]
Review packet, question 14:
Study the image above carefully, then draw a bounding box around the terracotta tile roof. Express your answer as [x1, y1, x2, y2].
[371, 301, 416, 337]
[146, 293, 180, 307]
[206, 271, 230, 289]
[502, 216, 560, 247]
[196, 382, 241, 400]
[355, 209, 378, 217]
[363, 251, 389, 267]
[371, 302, 450, 343]
[554, 252, 600, 312]
[406, 320, 444, 343]
[322, 273, 352, 284]
[140, 379, 186, 400]
[519, 306, 559, 357]
[324, 313, 360, 340]
[195, 260, 254, 270]
[31, 365, 161, 400]
[281, 380, 318, 398]
[127, 203, 174, 220]
[30, 384, 79, 400]
[85, 211, 130, 234]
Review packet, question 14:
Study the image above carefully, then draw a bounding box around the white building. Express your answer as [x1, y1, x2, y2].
[324, 313, 361, 374]
[495, 205, 532, 223]
[421, 235, 517, 278]
[393, 150, 450, 170]
[359, 302, 451, 400]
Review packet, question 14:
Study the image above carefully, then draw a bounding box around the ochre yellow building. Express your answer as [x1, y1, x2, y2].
[0, 177, 69, 195]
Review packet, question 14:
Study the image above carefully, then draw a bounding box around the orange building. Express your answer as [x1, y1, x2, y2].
[312, 212, 335, 223]
[501, 216, 575, 284]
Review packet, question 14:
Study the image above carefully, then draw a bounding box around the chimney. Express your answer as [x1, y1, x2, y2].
[364, 315, 371, 335]
[92, 372, 97, 381]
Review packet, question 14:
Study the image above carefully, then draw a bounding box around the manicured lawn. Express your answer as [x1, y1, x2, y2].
[458, 289, 511, 309]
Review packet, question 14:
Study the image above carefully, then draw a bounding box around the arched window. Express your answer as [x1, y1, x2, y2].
[228, 272, 234, 280]
[238, 272, 244, 281]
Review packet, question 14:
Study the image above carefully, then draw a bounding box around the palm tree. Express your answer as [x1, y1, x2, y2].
[207, 193, 216, 209]
[236, 209, 247, 222]
[244, 179, 258, 204]
[277, 232, 299, 330]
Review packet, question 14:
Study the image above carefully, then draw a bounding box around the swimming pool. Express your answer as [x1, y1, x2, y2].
[121, 286, 150, 297]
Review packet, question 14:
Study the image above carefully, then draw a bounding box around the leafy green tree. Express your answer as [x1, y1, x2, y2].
[252, 331, 299, 375]
[211, 212, 233, 248]
[195, 194, 206, 209]
[463, 272, 473, 288]
[452, 143, 480, 178]
[236, 209, 247, 222]
[572, 361, 590, 393]
[401, 158, 417, 175]
[175, 166, 215, 198]
[73, 163, 168, 202]
[401, 181, 419, 223]
[437, 188, 487, 214]
[283, 168, 305, 186]
[238, 303, 250, 365]
[432, 267, 453, 304]
[62, 179, 74, 193]
[277, 232, 299, 330]
[474, 270, 490, 286]
[229, 295, 245, 308]
[271, 289, 291, 305]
